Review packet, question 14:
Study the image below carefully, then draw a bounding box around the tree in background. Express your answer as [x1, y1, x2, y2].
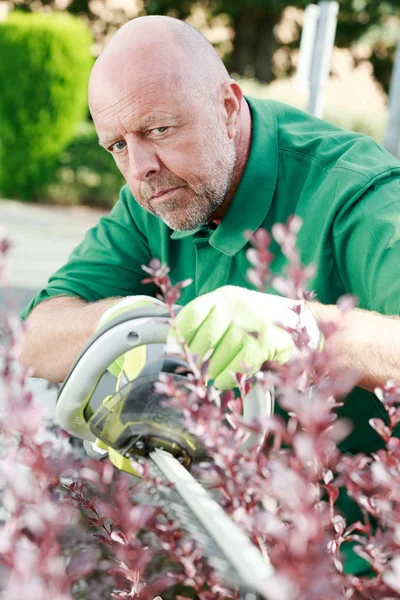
[213, 0, 400, 84]
[5, 0, 400, 89]
[4, 0, 144, 52]
[211, 0, 308, 82]
[333, 0, 399, 95]
[339, 10, 399, 96]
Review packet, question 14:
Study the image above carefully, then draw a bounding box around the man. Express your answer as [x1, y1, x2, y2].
[21, 17, 400, 458]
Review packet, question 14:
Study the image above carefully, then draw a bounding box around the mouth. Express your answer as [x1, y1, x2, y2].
[150, 187, 181, 203]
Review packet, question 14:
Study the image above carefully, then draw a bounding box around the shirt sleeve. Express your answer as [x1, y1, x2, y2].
[333, 172, 400, 315]
[21, 186, 158, 319]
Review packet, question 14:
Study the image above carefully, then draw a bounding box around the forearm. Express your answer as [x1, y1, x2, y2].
[314, 302, 400, 392]
[19, 295, 122, 383]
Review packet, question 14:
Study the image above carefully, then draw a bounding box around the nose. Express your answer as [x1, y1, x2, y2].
[127, 138, 161, 181]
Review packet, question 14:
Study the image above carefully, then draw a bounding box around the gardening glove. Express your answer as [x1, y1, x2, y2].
[171, 285, 321, 390]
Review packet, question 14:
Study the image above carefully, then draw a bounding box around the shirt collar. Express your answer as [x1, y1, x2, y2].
[171, 96, 278, 255]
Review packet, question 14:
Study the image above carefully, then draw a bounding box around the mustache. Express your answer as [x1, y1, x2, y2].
[141, 177, 187, 201]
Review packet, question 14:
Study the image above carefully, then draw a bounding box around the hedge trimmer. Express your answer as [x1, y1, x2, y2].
[56, 305, 275, 599]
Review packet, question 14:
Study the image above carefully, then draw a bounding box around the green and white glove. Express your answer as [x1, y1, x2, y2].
[171, 285, 321, 390]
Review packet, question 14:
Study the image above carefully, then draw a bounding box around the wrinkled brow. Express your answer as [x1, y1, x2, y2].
[98, 113, 179, 147]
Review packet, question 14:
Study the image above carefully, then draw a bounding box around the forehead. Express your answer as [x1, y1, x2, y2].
[90, 61, 196, 137]
[89, 44, 191, 118]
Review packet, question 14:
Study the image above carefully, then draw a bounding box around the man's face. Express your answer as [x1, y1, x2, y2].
[92, 70, 237, 231]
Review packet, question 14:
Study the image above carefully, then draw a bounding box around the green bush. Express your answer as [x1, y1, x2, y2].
[44, 122, 125, 209]
[0, 11, 93, 200]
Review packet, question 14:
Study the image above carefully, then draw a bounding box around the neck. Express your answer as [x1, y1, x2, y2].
[209, 97, 252, 224]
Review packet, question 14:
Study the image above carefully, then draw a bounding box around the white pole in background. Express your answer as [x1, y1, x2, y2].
[307, 1, 339, 118]
[296, 4, 320, 93]
[383, 38, 400, 159]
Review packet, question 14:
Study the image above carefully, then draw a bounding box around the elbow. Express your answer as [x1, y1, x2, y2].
[18, 320, 39, 377]
[18, 334, 62, 383]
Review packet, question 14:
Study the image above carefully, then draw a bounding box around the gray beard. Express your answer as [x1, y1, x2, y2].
[155, 166, 235, 231]
[156, 190, 224, 231]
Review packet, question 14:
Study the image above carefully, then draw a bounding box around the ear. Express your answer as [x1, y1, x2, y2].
[221, 80, 243, 139]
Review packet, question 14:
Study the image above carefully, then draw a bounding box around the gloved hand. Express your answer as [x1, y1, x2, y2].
[171, 285, 321, 390]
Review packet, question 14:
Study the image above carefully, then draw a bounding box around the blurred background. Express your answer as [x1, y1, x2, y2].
[0, 0, 398, 210]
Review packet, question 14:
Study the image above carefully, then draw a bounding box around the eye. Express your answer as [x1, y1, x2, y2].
[150, 127, 169, 136]
[110, 140, 126, 153]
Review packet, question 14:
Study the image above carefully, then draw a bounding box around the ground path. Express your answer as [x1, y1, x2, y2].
[0, 198, 107, 415]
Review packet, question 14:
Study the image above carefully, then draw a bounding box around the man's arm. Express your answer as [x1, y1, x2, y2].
[19, 296, 122, 383]
[314, 302, 400, 392]
[18, 186, 160, 383]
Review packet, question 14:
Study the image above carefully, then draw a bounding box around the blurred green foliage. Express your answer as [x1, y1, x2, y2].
[44, 122, 124, 209]
[334, 0, 399, 97]
[0, 3, 392, 207]
[144, 0, 399, 86]
[7, 0, 400, 91]
[0, 11, 93, 200]
[144, 0, 310, 82]
[355, 20, 400, 96]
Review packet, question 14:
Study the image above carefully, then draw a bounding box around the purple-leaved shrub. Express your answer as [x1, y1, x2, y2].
[1, 218, 400, 599]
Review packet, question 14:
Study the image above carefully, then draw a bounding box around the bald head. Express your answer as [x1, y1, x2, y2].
[89, 16, 230, 108]
[88, 16, 251, 232]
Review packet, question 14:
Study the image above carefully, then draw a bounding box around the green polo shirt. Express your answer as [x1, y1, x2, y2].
[23, 97, 400, 570]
